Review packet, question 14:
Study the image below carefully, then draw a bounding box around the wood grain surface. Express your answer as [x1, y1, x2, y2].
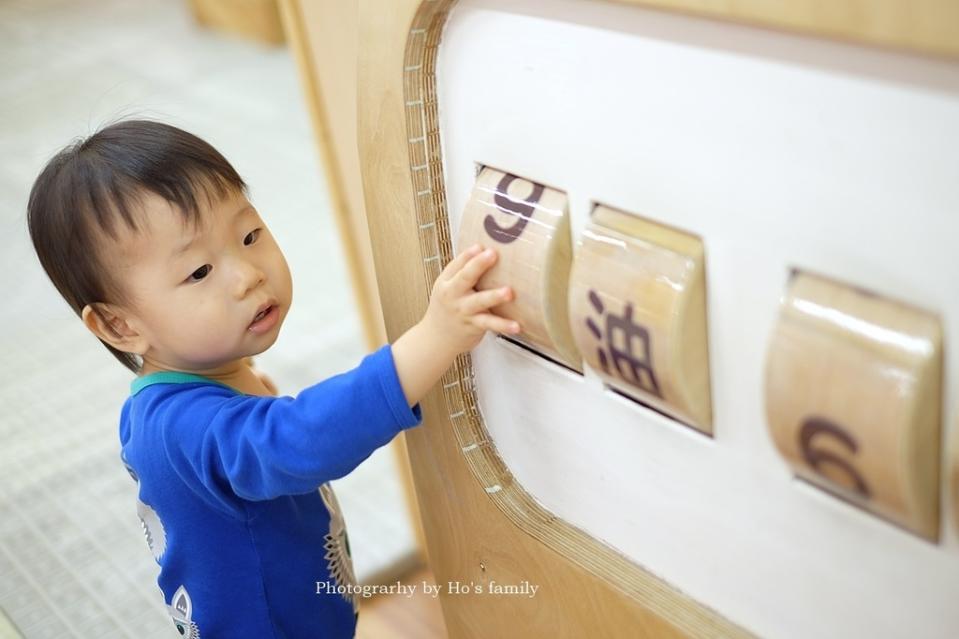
[570, 205, 713, 433]
[765, 270, 942, 540]
[456, 167, 581, 371]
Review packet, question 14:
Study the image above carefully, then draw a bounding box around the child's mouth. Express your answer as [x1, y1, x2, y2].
[249, 305, 279, 333]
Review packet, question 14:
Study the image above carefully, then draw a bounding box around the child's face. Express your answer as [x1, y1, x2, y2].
[113, 187, 292, 373]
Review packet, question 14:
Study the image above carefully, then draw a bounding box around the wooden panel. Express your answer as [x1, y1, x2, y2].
[624, 0, 959, 58]
[278, 0, 381, 348]
[278, 0, 428, 565]
[356, 567, 448, 638]
[358, 0, 957, 637]
[188, 0, 285, 45]
[436, 3, 959, 634]
[358, 1, 749, 636]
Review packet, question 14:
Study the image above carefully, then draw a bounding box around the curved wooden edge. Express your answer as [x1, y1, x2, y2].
[278, 0, 430, 567]
[405, 2, 750, 636]
[360, 0, 754, 636]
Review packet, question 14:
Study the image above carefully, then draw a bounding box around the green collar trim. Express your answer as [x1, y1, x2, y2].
[130, 371, 238, 397]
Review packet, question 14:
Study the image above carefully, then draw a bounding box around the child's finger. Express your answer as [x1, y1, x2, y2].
[461, 286, 513, 315]
[452, 247, 498, 292]
[439, 243, 483, 282]
[473, 312, 521, 335]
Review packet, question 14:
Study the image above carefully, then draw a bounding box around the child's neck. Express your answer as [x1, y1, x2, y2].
[139, 358, 273, 397]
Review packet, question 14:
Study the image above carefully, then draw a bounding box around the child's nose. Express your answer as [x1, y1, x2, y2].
[231, 258, 266, 298]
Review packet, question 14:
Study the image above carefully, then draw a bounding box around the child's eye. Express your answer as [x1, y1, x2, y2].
[243, 229, 261, 246]
[188, 264, 212, 282]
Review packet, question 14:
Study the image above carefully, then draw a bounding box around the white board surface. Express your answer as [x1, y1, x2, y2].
[438, 1, 959, 637]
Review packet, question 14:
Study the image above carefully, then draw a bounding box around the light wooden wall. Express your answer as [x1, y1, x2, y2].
[621, 0, 959, 58]
[355, 0, 958, 637]
[187, 0, 286, 45]
[278, 0, 428, 568]
[271, 0, 959, 635]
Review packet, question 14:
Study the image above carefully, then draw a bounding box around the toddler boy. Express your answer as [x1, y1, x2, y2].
[26, 119, 519, 637]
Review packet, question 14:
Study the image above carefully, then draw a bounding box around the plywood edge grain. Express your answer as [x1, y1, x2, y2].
[358, 0, 754, 636]
[279, 0, 430, 571]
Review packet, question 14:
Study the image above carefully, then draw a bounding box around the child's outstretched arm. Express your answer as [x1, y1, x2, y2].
[391, 244, 521, 408]
[134, 244, 517, 508]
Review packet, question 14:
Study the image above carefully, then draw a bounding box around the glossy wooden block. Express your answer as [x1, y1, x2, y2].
[568, 205, 712, 433]
[457, 167, 581, 370]
[765, 271, 942, 540]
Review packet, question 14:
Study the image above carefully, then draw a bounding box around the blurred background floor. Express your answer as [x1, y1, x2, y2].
[0, 0, 424, 636]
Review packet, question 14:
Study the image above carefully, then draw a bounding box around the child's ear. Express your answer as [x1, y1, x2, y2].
[81, 302, 148, 355]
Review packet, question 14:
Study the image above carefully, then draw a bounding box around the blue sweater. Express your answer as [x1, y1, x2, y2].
[118, 344, 422, 638]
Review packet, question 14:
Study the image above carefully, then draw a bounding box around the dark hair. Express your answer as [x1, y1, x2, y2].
[27, 119, 247, 374]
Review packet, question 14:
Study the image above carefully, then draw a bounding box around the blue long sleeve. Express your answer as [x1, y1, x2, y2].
[135, 344, 422, 513]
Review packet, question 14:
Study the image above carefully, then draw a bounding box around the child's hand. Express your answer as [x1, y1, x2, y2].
[391, 244, 522, 408]
[422, 243, 521, 354]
